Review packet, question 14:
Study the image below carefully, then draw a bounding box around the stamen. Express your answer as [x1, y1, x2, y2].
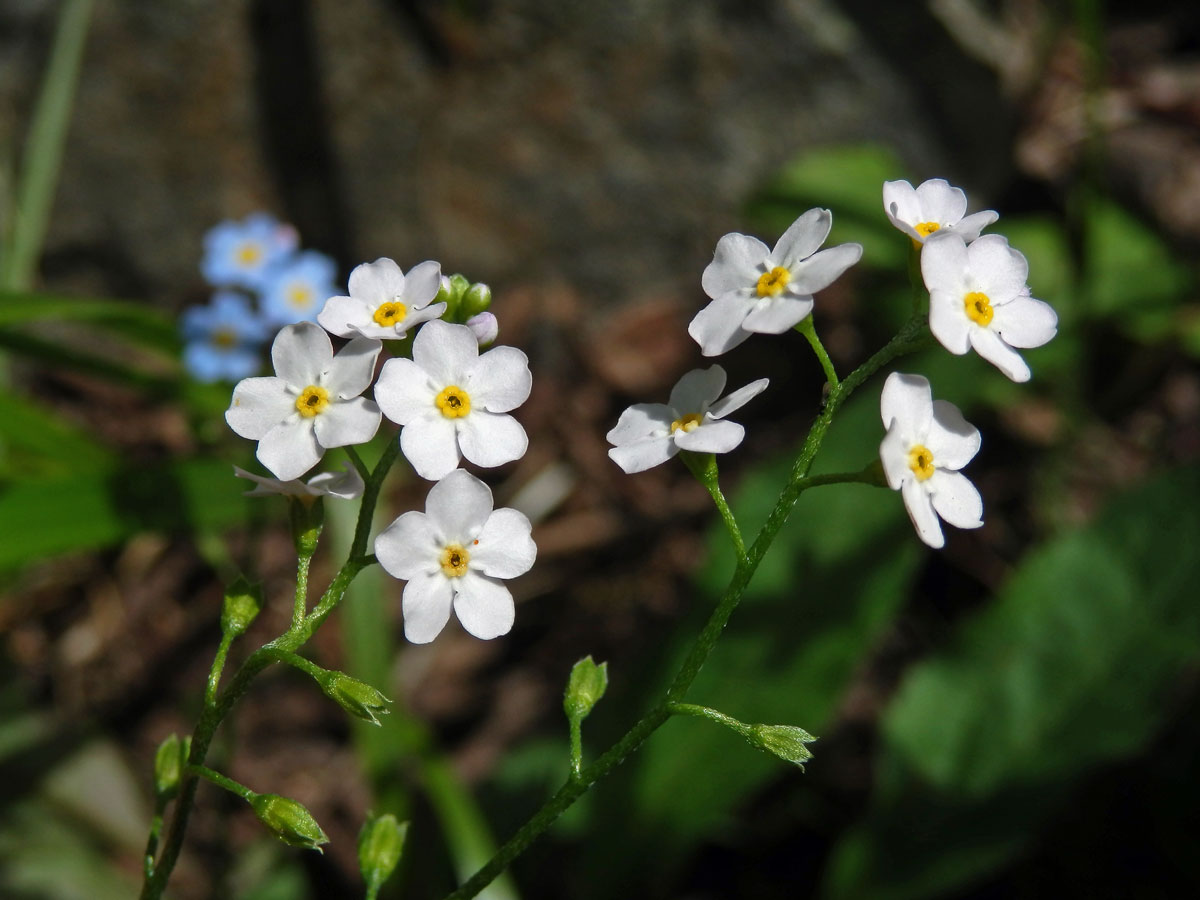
[288, 285, 313, 309]
[915, 222, 941, 238]
[236, 242, 263, 266]
[435, 385, 471, 419]
[670, 412, 703, 434]
[295, 385, 330, 418]
[908, 444, 935, 482]
[440, 543, 470, 577]
[211, 328, 238, 349]
[964, 291, 994, 326]
[373, 300, 408, 327]
[756, 266, 792, 298]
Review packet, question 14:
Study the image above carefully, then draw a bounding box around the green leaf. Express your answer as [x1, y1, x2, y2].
[824, 465, 1200, 900]
[0, 291, 180, 353]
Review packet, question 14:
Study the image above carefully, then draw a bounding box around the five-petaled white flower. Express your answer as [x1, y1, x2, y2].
[374, 320, 531, 480]
[606, 365, 769, 474]
[883, 178, 998, 246]
[234, 461, 364, 500]
[922, 232, 1058, 383]
[375, 468, 536, 643]
[226, 323, 382, 481]
[318, 258, 447, 341]
[689, 208, 862, 357]
[879, 372, 983, 549]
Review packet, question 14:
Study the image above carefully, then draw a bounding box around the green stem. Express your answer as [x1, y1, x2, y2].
[344, 445, 371, 482]
[352, 435, 402, 559]
[568, 717, 584, 781]
[263, 647, 326, 680]
[794, 316, 839, 388]
[188, 765, 257, 802]
[142, 804, 165, 882]
[205, 632, 236, 709]
[442, 316, 931, 900]
[666, 702, 745, 731]
[292, 551, 313, 629]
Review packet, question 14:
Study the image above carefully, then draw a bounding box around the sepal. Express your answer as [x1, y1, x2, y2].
[563, 655, 608, 723]
[358, 813, 408, 894]
[249, 793, 330, 852]
[221, 577, 263, 637]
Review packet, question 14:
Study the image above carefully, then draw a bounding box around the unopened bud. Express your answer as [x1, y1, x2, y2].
[320, 671, 392, 726]
[358, 813, 408, 893]
[563, 656, 608, 722]
[249, 793, 329, 852]
[746, 724, 816, 769]
[465, 311, 499, 346]
[460, 282, 492, 318]
[154, 733, 190, 801]
[221, 577, 262, 637]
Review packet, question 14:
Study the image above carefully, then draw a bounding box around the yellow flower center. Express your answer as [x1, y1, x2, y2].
[440, 543, 470, 577]
[236, 242, 263, 267]
[964, 291, 994, 326]
[908, 444, 935, 482]
[295, 385, 330, 418]
[755, 266, 792, 298]
[211, 328, 238, 349]
[915, 221, 941, 238]
[288, 285, 313, 309]
[670, 412, 703, 434]
[373, 301, 408, 327]
[435, 385, 471, 418]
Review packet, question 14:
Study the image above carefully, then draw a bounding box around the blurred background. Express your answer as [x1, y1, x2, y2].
[2, 0, 1200, 897]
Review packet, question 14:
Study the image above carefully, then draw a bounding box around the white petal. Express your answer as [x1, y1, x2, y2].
[325, 337, 382, 398]
[472, 507, 536, 578]
[606, 403, 674, 446]
[400, 414, 461, 480]
[376, 511, 440, 580]
[457, 412, 528, 468]
[929, 290, 972, 355]
[317, 295, 368, 338]
[234, 466, 300, 497]
[914, 178, 967, 225]
[312, 397, 381, 448]
[928, 469, 984, 530]
[707, 377, 769, 419]
[272, 323, 331, 388]
[926, 400, 981, 470]
[901, 478, 944, 549]
[402, 260, 443, 306]
[452, 573, 515, 640]
[970, 328, 1031, 382]
[402, 571, 455, 644]
[348, 258, 406, 305]
[390, 302, 447, 337]
[465, 346, 531, 412]
[669, 366, 726, 415]
[227, 377, 294, 439]
[991, 294, 1057, 349]
[376, 357, 437, 425]
[426, 469, 493, 543]
[952, 210, 999, 242]
[878, 422, 911, 490]
[688, 293, 755, 356]
[883, 180, 920, 229]
[967, 234, 1028, 302]
[785, 242, 862, 295]
[305, 462, 365, 499]
[701, 233, 769, 300]
[608, 437, 678, 473]
[772, 208, 831, 267]
[920, 232, 971, 296]
[413, 320, 478, 386]
[879, 372, 932, 436]
[742, 295, 813, 334]
[674, 418, 745, 454]
[257, 418, 322, 481]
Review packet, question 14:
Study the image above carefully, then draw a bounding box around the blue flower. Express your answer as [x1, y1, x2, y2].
[201, 213, 299, 290]
[261, 250, 338, 325]
[181, 291, 270, 382]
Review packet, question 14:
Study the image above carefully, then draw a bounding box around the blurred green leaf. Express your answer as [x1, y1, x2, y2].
[0, 394, 112, 477]
[0, 291, 179, 353]
[824, 465, 1200, 900]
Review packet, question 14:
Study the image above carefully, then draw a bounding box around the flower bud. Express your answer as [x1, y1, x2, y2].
[154, 733, 190, 801]
[249, 793, 330, 852]
[460, 281, 492, 318]
[288, 494, 324, 557]
[320, 671, 392, 726]
[465, 311, 499, 346]
[221, 577, 262, 637]
[358, 813, 408, 893]
[563, 656, 608, 723]
[746, 724, 816, 769]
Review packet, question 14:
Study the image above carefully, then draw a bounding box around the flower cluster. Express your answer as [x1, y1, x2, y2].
[225, 255, 535, 643]
[607, 178, 1058, 551]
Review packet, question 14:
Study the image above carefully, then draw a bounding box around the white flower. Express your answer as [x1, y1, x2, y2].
[318, 258, 446, 340]
[879, 372, 983, 549]
[226, 323, 383, 481]
[374, 320, 531, 480]
[606, 365, 769, 473]
[375, 469, 536, 643]
[882, 178, 998, 245]
[922, 232, 1058, 382]
[689, 208, 862, 356]
[233, 461, 364, 500]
